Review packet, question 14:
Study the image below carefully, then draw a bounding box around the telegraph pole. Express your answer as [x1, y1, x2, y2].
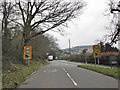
[69, 39, 71, 60]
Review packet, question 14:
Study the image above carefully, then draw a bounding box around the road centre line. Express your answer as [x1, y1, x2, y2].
[63, 67, 67, 73]
[43, 69, 57, 73]
[62, 67, 78, 86]
[66, 73, 78, 86]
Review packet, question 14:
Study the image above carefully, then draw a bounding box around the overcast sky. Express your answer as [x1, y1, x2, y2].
[47, 0, 118, 49]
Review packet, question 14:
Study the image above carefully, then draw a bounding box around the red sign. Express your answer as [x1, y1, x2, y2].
[101, 52, 119, 56]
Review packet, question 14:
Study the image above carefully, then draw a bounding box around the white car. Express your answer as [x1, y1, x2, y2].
[48, 55, 53, 61]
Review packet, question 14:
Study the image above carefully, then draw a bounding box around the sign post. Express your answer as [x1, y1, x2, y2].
[93, 44, 101, 65]
[24, 46, 32, 65]
[94, 58, 96, 66]
[98, 58, 100, 65]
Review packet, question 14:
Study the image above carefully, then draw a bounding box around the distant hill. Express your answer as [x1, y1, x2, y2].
[62, 45, 93, 54]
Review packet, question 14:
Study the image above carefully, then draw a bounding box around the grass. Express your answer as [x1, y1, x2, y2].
[0, 82, 2, 89]
[0, 69, 2, 89]
[0, 74, 2, 89]
[78, 64, 120, 79]
[2, 60, 49, 88]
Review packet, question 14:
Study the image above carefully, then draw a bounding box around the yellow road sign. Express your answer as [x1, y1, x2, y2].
[24, 46, 32, 60]
[93, 44, 101, 58]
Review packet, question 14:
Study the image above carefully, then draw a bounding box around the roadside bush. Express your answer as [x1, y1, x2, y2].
[59, 55, 70, 60]
[70, 54, 80, 62]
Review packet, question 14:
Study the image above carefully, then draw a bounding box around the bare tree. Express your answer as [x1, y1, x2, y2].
[15, 0, 86, 45]
[105, 0, 120, 44]
[1, 1, 18, 53]
[1, 0, 86, 62]
[28, 34, 59, 60]
[1, 1, 13, 39]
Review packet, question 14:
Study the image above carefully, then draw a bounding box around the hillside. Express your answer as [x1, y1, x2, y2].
[62, 45, 93, 54]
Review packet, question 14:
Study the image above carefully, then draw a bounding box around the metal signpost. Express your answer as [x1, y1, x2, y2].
[93, 44, 101, 65]
[24, 46, 32, 65]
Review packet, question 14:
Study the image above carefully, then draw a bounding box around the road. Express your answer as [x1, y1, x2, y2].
[18, 60, 118, 88]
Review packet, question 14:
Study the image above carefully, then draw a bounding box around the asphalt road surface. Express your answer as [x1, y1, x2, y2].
[18, 60, 118, 88]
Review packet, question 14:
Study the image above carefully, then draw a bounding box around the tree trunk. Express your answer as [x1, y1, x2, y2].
[21, 26, 31, 64]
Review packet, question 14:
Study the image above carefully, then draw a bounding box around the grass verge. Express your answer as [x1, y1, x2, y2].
[2, 60, 49, 88]
[0, 70, 2, 89]
[78, 64, 120, 79]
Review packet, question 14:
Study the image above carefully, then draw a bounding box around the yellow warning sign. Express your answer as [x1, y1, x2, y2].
[93, 44, 101, 58]
[24, 46, 32, 60]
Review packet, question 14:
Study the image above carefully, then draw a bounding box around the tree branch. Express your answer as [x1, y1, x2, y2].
[18, 1, 26, 25]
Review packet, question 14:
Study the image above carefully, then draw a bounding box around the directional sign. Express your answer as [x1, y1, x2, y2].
[93, 44, 101, 58]
[24, 46, 32, 60]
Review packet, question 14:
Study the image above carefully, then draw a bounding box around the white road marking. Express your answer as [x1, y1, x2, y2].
[44, 69, 57, 73]
[63, 67, 78, 86]
[26, 71, 37, 79]
[52, 69, 57, 72]
[63, 68, 67, 73]
[66, 73, 78, 86]
[44, 71, 46, 72]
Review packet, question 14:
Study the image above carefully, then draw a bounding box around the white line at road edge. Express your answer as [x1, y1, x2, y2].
[63, 68, 78, 86]
[26, 71, 37, 79]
